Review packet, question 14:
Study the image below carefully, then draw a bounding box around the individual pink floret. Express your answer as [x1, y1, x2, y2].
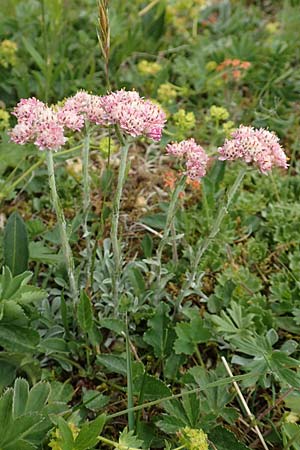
[218, 125, 288, 174]
[166, 138, 209, 180]
[99, 89, 166, 141]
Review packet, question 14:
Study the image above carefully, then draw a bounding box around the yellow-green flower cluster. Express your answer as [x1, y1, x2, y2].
[205, 60, 217, 72]
[0, 40, 17, 68]
[157, 82, 177, 104]
[177, 426, 209, 450]
[0, 109, 10, 131]
[99, 136, 118, 157]
[209, 105, 229, 121]
[49, 423, 79, 450]
[222, 120, 236, 137]
[173, 108, 196, 138]
[137, 59, 162, 76]
[266, 21, 280, 34]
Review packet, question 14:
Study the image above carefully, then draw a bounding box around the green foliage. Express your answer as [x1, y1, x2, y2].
[1, 1, 300, 449]
[0, 377, 68, 449]
[174, 310, 211, 355]
[3, 211, 29, 275]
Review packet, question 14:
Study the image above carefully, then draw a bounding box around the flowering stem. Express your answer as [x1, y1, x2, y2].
[111, 139, 130, 306]
[125, 314, 135, 431]
[82, 126, 92, 285]
[46, 151, 78, 304]
[174, 167, 246, 313]
[155, 175, 186, 293]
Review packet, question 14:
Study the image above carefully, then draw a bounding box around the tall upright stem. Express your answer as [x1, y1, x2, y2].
[155, 175, 186, 291]
[111, 140, 130, 306]
[46, 151, 78, 304]
[125, 313, 134, 431]
[174, 167, 246, 313]
[82, 127, 92, 284]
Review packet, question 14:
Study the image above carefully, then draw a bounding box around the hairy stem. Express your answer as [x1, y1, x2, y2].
[46, 151, 78, 304]
[155, 175, 186, 292]
[82, 127, 92, 285]
[125, 314, 135, 431]
[174, 167, 246, 312]
[111, 139, 130, 306]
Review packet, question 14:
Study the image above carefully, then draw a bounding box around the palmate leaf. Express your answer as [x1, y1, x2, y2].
[174, 313, 211, 355]
[0, 378, 52, 450]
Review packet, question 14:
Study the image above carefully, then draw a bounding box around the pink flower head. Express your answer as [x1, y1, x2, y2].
[99, 89, 166, 141]
[218, 125, 288, 174]
[10, 98, 67, 151]
[57, 91, 106, 130]
[12, 97, 46, 124]
[166, 138, 209, 180]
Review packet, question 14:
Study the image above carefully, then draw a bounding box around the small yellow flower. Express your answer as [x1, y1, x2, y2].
[205, 60, 217, 72]
[177, 426, 209, 450]
[173, 109, 196, 137]
[209, 105, 230, 121]
[285, 412, 299, 424]
[222, 120, 236, 137]
[0, 109, 10, 131]
[49, 423, 79, 450]
[266, 21, 280, 34]
[137, 60, 162, 76]
[157, 83, 177, 104]
[0, 40, 18, 68]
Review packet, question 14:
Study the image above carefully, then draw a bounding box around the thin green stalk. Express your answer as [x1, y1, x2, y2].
[111, 139, 130, 306]
[155, 175, 186, 289]
[174, 167, 246, 312]
[106, 372, 255, 421]
[125, 314, 135, 431]
[82, 127, 92, 284]
[46, 151, 78, 304]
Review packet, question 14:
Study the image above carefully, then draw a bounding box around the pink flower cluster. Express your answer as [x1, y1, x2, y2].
[99, 90, 166, 141]
[166, 138, 209, 180]
[218, 125, 288, 174]
[10, 98, 66, 150]
[10, 89, 166, 151]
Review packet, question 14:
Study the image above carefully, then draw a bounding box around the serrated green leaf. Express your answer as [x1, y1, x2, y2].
[26, 382, 50, 413]
[83, 390, 109, 412]
[4, 212, 29, 276]
[119, 428, 144, 449]
[13, 378, 29, 418]
[133, 374, 171, 400]
[74, 414, 106, 450]
[144, 303, 172, 358]
[174, 316, 211, 356]
[96, 354, 127, 376]
[209, 426, 251, 450]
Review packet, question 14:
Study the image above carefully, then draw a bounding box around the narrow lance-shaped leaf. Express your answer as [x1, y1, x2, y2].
[4, 212, 29, 276]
